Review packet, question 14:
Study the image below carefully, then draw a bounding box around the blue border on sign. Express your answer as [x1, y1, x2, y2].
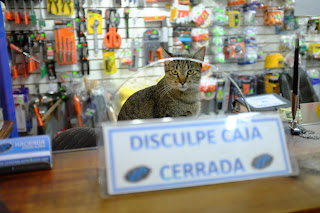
[107, 118, 289, 193]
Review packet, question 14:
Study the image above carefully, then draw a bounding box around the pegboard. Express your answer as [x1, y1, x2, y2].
[2, 0, 320, 95]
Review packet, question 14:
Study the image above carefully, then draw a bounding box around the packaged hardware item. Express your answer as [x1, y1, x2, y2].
[54, 20, 77, 65]
[264, 7, 284, 26]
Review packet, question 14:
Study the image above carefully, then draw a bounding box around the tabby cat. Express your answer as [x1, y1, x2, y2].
[117, 47, 206, 121]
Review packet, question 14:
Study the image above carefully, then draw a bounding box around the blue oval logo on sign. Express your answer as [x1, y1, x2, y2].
[252, 154, 273, 169]
[0, 143, 13, 154]
[125, 166, 151, 183]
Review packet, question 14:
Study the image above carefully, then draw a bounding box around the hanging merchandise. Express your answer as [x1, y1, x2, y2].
[170, 0, 191, 25]
[307, 19, 320, 34]
[243, 28, 257, 44]
[30, 0, 37, 25]
[215, 79, 225, 114]
[173, 27, 192, 54]
[104, 9, 121, 49]
[22, 0, 30, 25]
[38, 0, 46, 27]
[27, 32, 39, 74]
[224, 36, 245, 60]
[75, 0, 87, 38]
[279, 35, 296, 51]
[103, 50, 117, 74]
[211, 26, 225, 63]
[46, 42, 57, 80]
[265, 53, 284, 68]
[129, 39, 141, 71]
[54, 20, 77, 65]
[228, 0, 245, 6]
[243, 4, 257, 25]
[119, 48, 133, 67]
[276, 11, 299, 34]
[212, 7, 228, 26]
[47, 0, 74, 15]
[238, 45, 258, 65]
[233, 74, 257, 96]
[143, 30, 161, 65]
[144, 16, 169, 50]
[280, 0, 295, 10]
[87, 10, 102, 56]
[78, 36, 89, 75]
[308, 44, 320, 60]
[212, 26, 225, 37]
[128, 13, 141, 71]
[200, 77, 217, 100]
[191, 28, 209, 50]
[201, 57, 212, 77]
[264, 7, 284, 26]
[36, 31, 47, 78]
[190, 4, 211, 28]
[226, 8, 241, 27]
[4, 0, 14, 21]
[75, 0, 89, 75]
[264, 72, 280, 94]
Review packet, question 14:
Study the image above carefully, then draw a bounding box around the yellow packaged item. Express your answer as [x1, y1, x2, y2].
[308, 44, 320, 59]
[87, 10, 103, 34]
[47, 0, 74, 15]
[103, 50, 117, 74]
[226, 10, 241, 27]
[265, 53, 284, 68]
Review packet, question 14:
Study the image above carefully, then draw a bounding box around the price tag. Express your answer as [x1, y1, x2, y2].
[102, 113, 293, 195]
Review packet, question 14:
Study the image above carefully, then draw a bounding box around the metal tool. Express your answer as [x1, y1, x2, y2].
[8, 33, 19, 79]
[56, 29, 63, 63]
[104, 10, 121, 49]
[28, 33, 38, 72]
[38, 0, 46, 27]
[92, 19, 100, 56]
[13, 0, 21, 24]
[79, 36, 90, 75]
[4, 0, 14, 21]
[62, 37, 67, 63]
[9, 43, 40, 63]
[62, 0, 72, 14]
[124, 7, 130, 38]
[48, 0, 59, 14]
[30, 0, 37, 25]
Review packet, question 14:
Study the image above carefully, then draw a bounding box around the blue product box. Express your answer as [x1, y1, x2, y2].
[0, 135, 52, 174]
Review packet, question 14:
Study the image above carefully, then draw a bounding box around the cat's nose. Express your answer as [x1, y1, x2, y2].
[179, 78, 186, 85]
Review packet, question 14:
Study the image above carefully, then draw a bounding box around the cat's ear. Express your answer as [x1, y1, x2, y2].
[161, 47, 172, 59]
[192, 46, 206, 61]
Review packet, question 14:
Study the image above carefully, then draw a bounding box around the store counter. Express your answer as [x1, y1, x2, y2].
[1, 125, 320, 213]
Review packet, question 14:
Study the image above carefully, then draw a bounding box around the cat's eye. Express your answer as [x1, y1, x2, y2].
[171, 70, 178, 75]
[187, 70, 195, 75]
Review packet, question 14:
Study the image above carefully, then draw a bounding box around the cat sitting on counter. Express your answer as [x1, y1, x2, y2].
[118, 47, 206, 121]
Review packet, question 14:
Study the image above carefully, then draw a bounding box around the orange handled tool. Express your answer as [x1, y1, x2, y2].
[23, 0, 29, 25]
[4, 0, 14, 21]
[9, 43, 40, 63]
[34, 105, 45, 135]
[13, 0, 21, 24]
[10, 49, 18, 79]
[104, 27, 122, 49]
[74, 95, 83, 127]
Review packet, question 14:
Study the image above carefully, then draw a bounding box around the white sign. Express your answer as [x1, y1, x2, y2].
[245, 94, 286, 109]
[102, 113, 293, 195]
